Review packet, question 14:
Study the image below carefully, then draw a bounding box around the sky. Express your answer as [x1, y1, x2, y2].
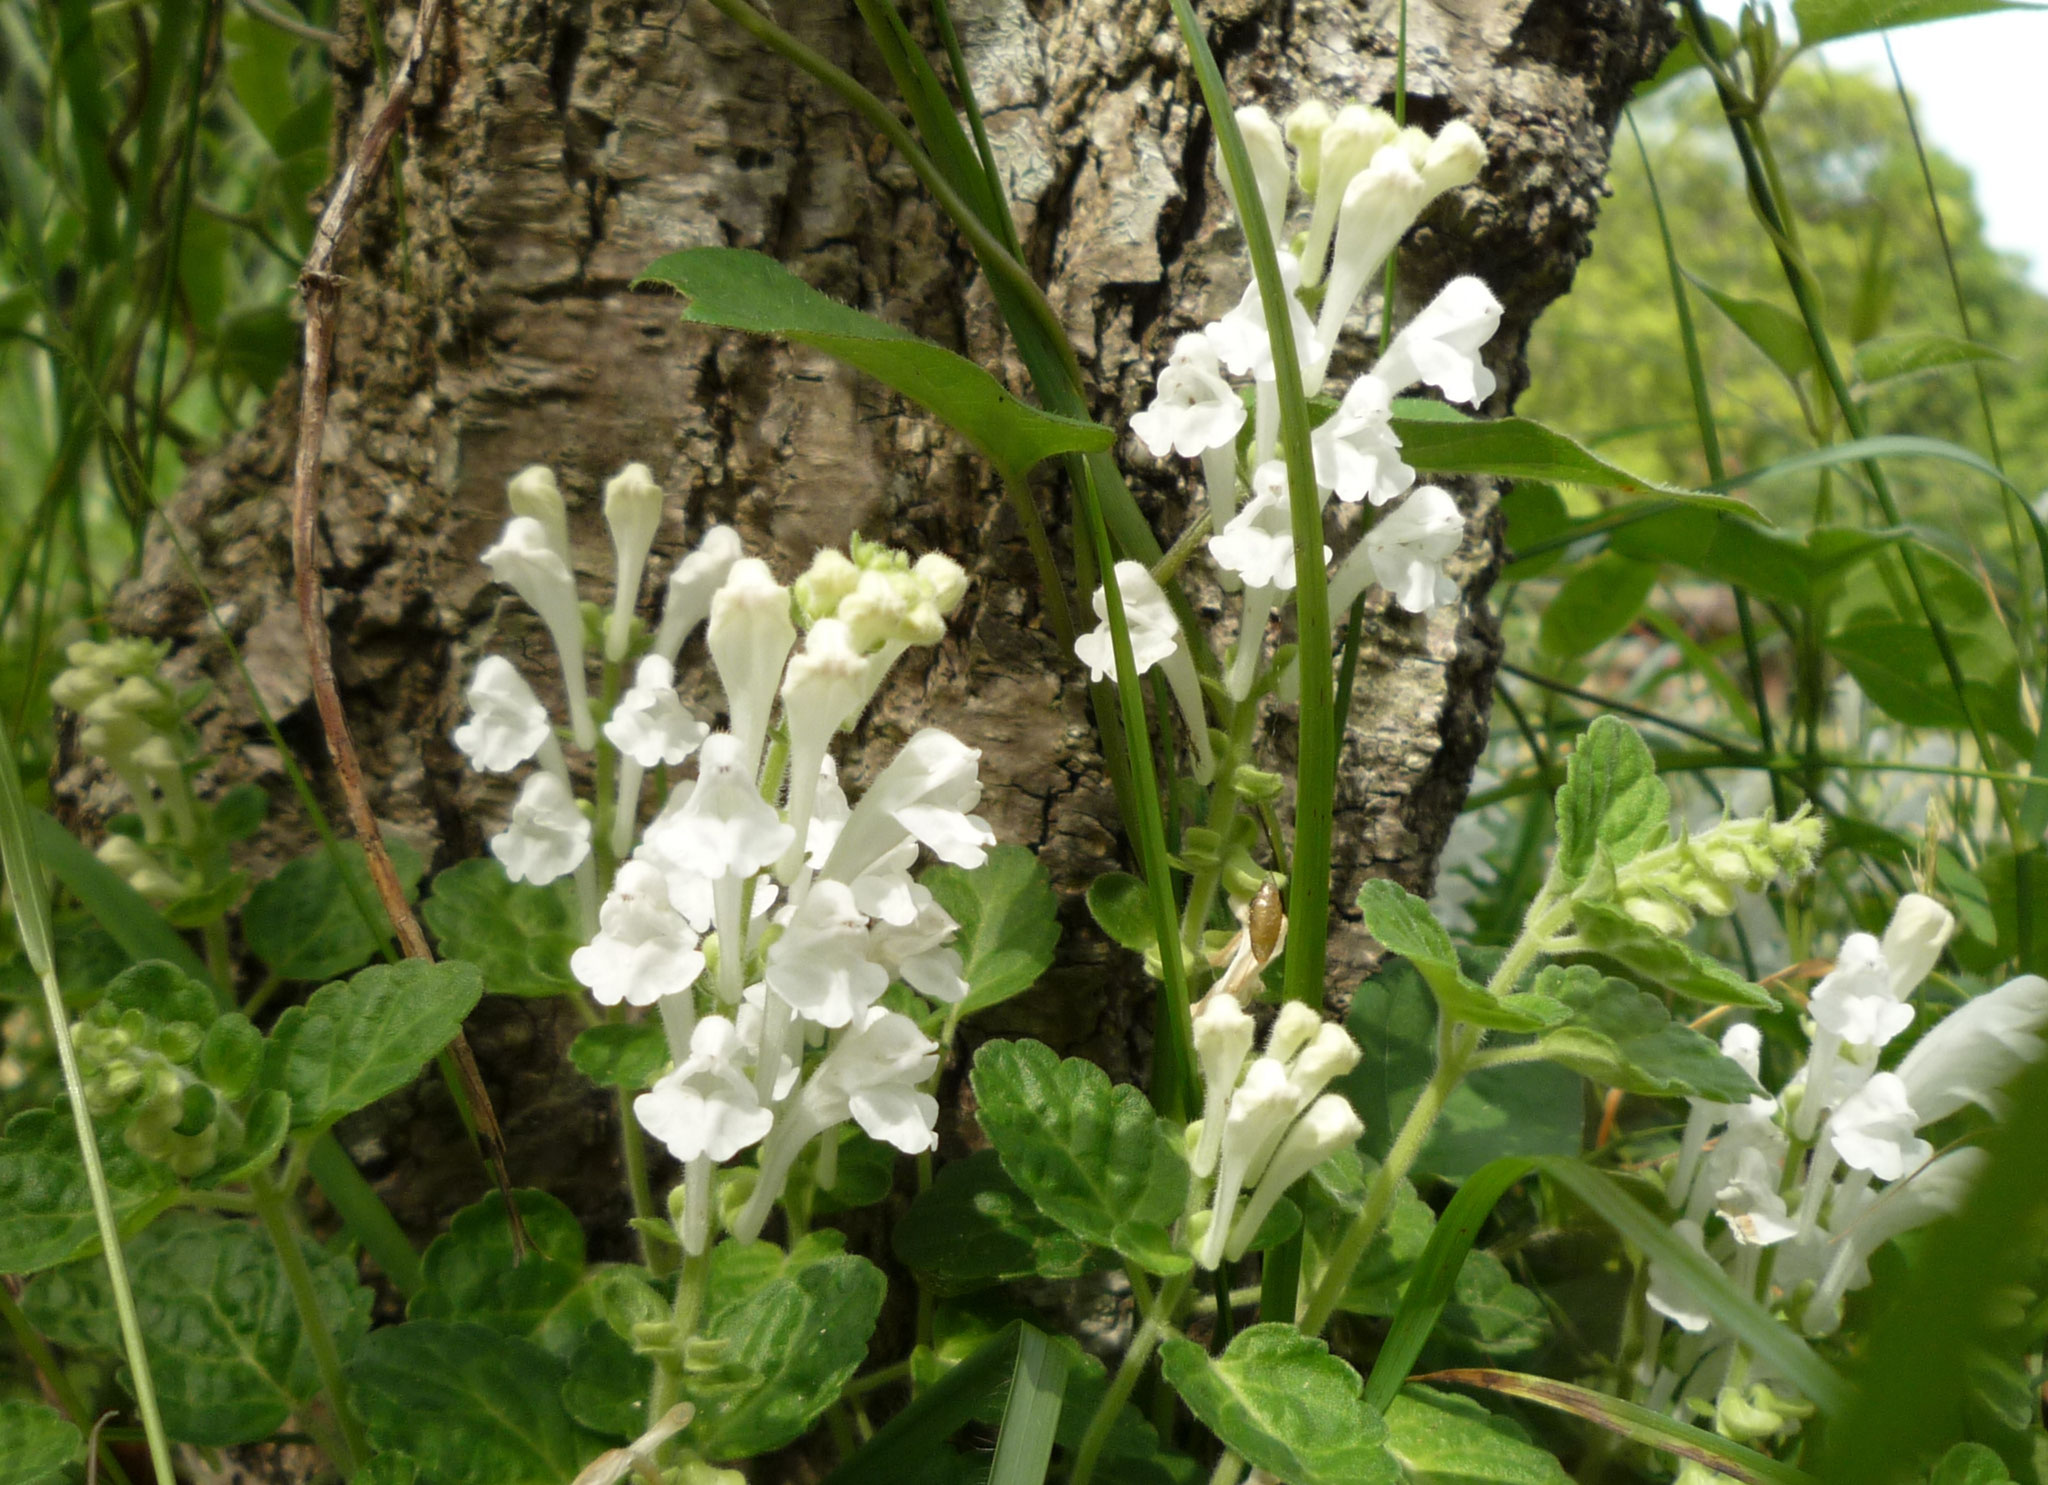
[1704, 4, 2048, 291]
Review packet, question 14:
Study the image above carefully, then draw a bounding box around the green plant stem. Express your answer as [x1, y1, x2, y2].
[304, 1133, 425, 1296]
[251, 1169, 367, 1476]
[616, 1084, 664, 1273]
[1003, 471, 1077, 648]
[201, 918, 236, 1009]
[0, 1281, 134, 1485]
[1180, 697, 1262, 962]
[1071, 1272, 1190, 1485]
[649, 1244, 714, 1420]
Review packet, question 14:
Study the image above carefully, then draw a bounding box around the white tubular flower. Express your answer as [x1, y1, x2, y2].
[1337, 485, 1464, 615]
[1227, 1094, 1364, 1261]
[821, 729, 992, 884]
[1265, 1001, 1324, 1066]
[1191, 996, 1256, 1178]
[1370, 277, 1503, 407]
[776, 619, 870, 878]
[483, 516, 596, 749]
[867, 884, 967, 1003]
[1212, 466, 1327, 591]
[643, 734, 794, 882]
[1074, 562, 1215, 784]
[490, 771, 592, 885]
[1896, 974, 2048, 1124]
[1313, 146, 1428, 377]
[655, 525, 745, 663]
[1298, 105, 1400, 288]
[454, 656, 552, 773]
[1215, 105, 1292, 248]
[571, 860, 705, 1007]
[1825, 1072, 1931, 1182]
[1284, 1023, 1363, 1108]
[1311, 374, 1414, 507]
[735, 984, 803, 1102]
[1714, 1146, 1798, 1247]
[707, 559, 797, 775]
[1207, 251, 1324, 385]
[1672, 1023, 1765, 1208]
[1801, 1147, 1987, 1336]
[605, 655, 709, 768]
[634, 1016, 773, 1164]
[1284, 100, 1334, 194]
[1198, 1058, 1299, 1270]
[1418, 120, 1486, 200]
[602, 464, 666, 661]
[1809, 934, 1911, 1048]
[764, 880, 888, 1029]
[1644, 1218, 1715, 1334]
[1879, 892, 1955, 1002]
[804, 757, 852, 869]
[916, 554, 970, 617]
[506, 465, 571, 566]
[1130, 333, 1247, 466]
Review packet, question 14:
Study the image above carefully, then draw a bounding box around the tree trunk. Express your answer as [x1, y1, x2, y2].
[105, 0, 1666, 1240]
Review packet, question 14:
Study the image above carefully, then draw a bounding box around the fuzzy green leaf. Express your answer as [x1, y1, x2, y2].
[0, 1107, 177, 1274]
[1161, 1324, 1399, 1485]
[0, 1400, 82, 1485]
[242, 839, 422, 982]
[419, 858, 584, 998]
[568, 1022, 669, 1091]
[1086, 872, 1157, 954]
[893, 1149, 1115, 1296]
[1570, 901, 1776, 1008]
[1384, 1386, 1571, 1485]
[261, 959, 484, 1130]
[103, 958, 216, 1027]
[1552, 718, 1671, 891]
[1530, 966, 1762, 1100]
[923, 845, 1062, 1015]
[409, 1190, 592, 1354]
[1356, 881, 1571, 1033]
[561, 1320, 652, 1440]
[1852, 331, 2010, 388]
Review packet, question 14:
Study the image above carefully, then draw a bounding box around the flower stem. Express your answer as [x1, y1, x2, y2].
[251, 1169, 369, 1475]
[1071, 1272, 1191, 1485]
[648, 1244, 714, 1421]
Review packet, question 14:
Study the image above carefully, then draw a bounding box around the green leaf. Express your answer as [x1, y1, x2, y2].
[1356, 881, 1569, 1033]
[685, 1250, 887, 1460]
[261, 959, 484, 1131]
[1538, 553, 1659, 659]
[1434, 1248, 1550, 1359]
[0, 1399, 83, 1485]
[1343, 965, 1583, 1181]
[1569, 901, 1777, 1008]
[969, 1039, 1191, 1272]
[893, 1149, 1115, 1295]
[1501, 481, 1571, 579]
[1792, 0, 2042, 44]
[0, 1107, 176, 1274]
[419, 858, 583, 999]
[987, 1326, 1071, 1485]
[637, 249, 1113, 487]
[1300, 1158, 1437, 1317]
[243, 839, 422, 982]
[1826, 622, 2027, 749]
[103, 958, 218, 1027]
[1931, 1443, 2014, 1485]
[824, 1321, 1032, 1485]
[348, 1320, 610, 1485]
[1610, 509, 1904, 611]
[1684, 272, 1815, 382]
[359, 1456, 423, 1485]
[200, 1013, 266, 1097]
[561, 1319, 653, 1440]
[568, 1022, 669, 1091]
[1086, 871, 1157, 954]
[409, 1190, 591, 1353]
[210, 783, 271, 842]
[200, 1089, 293, 1186]
[1389, 406, 1758, 514]
[125, 1213, 372, 1446]
[1852, 331, 2010, 388]
[1383, 1386, 1570, 1485]
[1552, 718, 1671, 891]
[922, 845, 1061, 1016]
[1529, 965, 1762, 1099]
[1161, 1324, 1399, 1485]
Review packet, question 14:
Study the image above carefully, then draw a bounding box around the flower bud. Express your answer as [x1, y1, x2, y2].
[1283, 99, 1334, 193]
[483, 516, 596, 748]
[795, 549, 862, 624]
[1622, 894, 1692, 937]
[603, 463, 666, 661]
[1297, 105, 1399, 287]
[914, 553, 969, 616]
[1215, 105, 1291, 248]
[706, 560, 797, 774]
[507, 465, 572, 565]
[1420, 120, 1486, 198]
[1191, 995, 1256, 1177]
[656, 525, 746, 663]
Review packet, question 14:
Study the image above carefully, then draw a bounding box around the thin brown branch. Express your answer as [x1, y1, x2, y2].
[291, 0, 529, 1256]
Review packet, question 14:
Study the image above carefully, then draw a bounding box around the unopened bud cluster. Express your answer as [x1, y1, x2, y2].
[1610, 809, 1826, 934]
[72, 1002, 221, 1177]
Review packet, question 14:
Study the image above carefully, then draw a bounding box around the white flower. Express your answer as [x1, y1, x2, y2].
[804, 757, 851, 868]
[1206, 251, 1324, 385]
[1896, 974, 2048, 1123]
[764, 880, 889, 1029]
[1418, 121, 1486, 200]
[821, 729, 992, 884]
[1879, 892, 1954, 1002]
[454, 656, 551, 772]
[1311, 375, 1414, 507]
[603, 463, 666, 661]
[1074, 562, 1214, 784]
[1826, 1072, 1931, 1181]
[506, 465, 571, 566]
[571, 860, 705, 1007]
[604, 655, 709, 767]
[1198, 1058, 1300, 1270]
[1191, 995, 1256, 1178]
[1341, 485, 1464, 615]
[1809, 934, 1912, 1049]
[1371, 277, 1502, 407]
[848, 841, 922, 925]
[655, 525, 745, 663]
[1226, 1093, 1364, 1261]
[633, 1016, 773, 1163]
[1130, 333, 1247, 461]
[490, 770, 591, 885]
[1211, 468, 1325, 591]
[1721, 1022, 1763, 1081]
[642, 733, 794, 883]
[1644, 1218, 1714, 1333]
[707, 559, 797, 774]
[1283, 100, 1334, 194]
[867, 885, 968, 1004]
[1713, 1146, 1797, 1247]
[1214, 105, 1292, 247]
[1801, 1147, 1986, 1335]
[482, 516, 595, 748]
[916, 552, 970, 615]
[1313, 146, 1428, 374]
[1297, 106, 1399, 288]
[777, 618, 871, 876]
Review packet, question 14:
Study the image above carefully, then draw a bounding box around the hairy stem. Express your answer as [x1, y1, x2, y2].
[251, 1170, 369, 1475]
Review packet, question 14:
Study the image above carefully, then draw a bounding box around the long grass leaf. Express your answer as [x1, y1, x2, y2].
[988, 1326, 1072, 1485]
[824, 1322, 1027, 1485]
[27, 808, 214, 983]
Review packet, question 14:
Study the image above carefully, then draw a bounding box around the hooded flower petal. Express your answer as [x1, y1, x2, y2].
[604, 655, 709, 768]
[1311, 374, 1414, 506]
[1714, 1145, 1797, 1246]
[821, 729, 990, 884]
[1895, 973, 2048, 1124]
[482, 516, 595, 748]
[1810, 934, 1912, 1048]
[655, 525, 745, 663]
[633, 1016, 773, 1163]
[1644, 1218, 1715, 1333]
[1074, 561, 1182, 681]
[1214, 105, 1292, 248]
[603, 463, 666, 660]
[1879, 892, 1955, 1003]
[1371, 276, 1502, 406]
[1344, 485, 1463, 614]
[490, 770, 591, 885]
[706, 558, 797, 773]
[571, 860, 705, 1007]
[777, 618, 871, 875]
[642, 733, 794, 881]
[1130, 333, 1247, 461]
[1210, 465, 1327, 591]
[1207, 251, 1324, 385]
[454, 656, 552, 773]
[1826, 1072, 1931, 1181]
[1313, 146, 1429, 375]
[764, 879, 889, 1029]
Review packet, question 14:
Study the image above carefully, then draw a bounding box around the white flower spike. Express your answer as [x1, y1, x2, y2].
[454, 655, 552, 773]
[1207, 251, 1324, 387]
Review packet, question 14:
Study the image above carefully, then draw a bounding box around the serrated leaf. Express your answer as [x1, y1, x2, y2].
[568, 1022, 669, 1091]
[409, 1190, 591, 1353]
[1852, 331, 2009, 389]
[922, 845, 1061, 1016]
[894, 1149, 1115, 1296]
[261, 959, 484, 1130]
[1384, 1386, 1571, 1485]
[969, 1040, 1190, 1272]
[0, 1107, 176, 1274]
[1538, 553, 1659, 659]
[684, 1251, 886, 1460]
[103, 958, 217, 1028]
[1086, 872, 1156, 954]
[637, 249, 1113, 487]
[1684, 272, 1815, 382]
[199, 1088, 293, 1186]
[0, 1399, 82, 1485]
[349, 1320, 609, 1485]
[419, 858, 583, 998]
[1552, 718, 1671, 892]
[1357, 881, 1570, 1033]
[243, 839, 422, 982]
[1792, 0, 2041, 44]
[1161, 1325, 1399, 1485]
[1569, 901, 1776, 1008]
[561, 1319, 652, 1440]
[1529, 966, 1761, 1100]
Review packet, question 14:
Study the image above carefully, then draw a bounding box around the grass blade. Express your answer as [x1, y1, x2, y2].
[825, 1322, 1026, 1485]
[27, 808, 215, 983]
[988, 1325, 1072, 1485]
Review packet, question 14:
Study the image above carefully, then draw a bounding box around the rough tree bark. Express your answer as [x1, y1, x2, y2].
[100, 0, 1665, 1247]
